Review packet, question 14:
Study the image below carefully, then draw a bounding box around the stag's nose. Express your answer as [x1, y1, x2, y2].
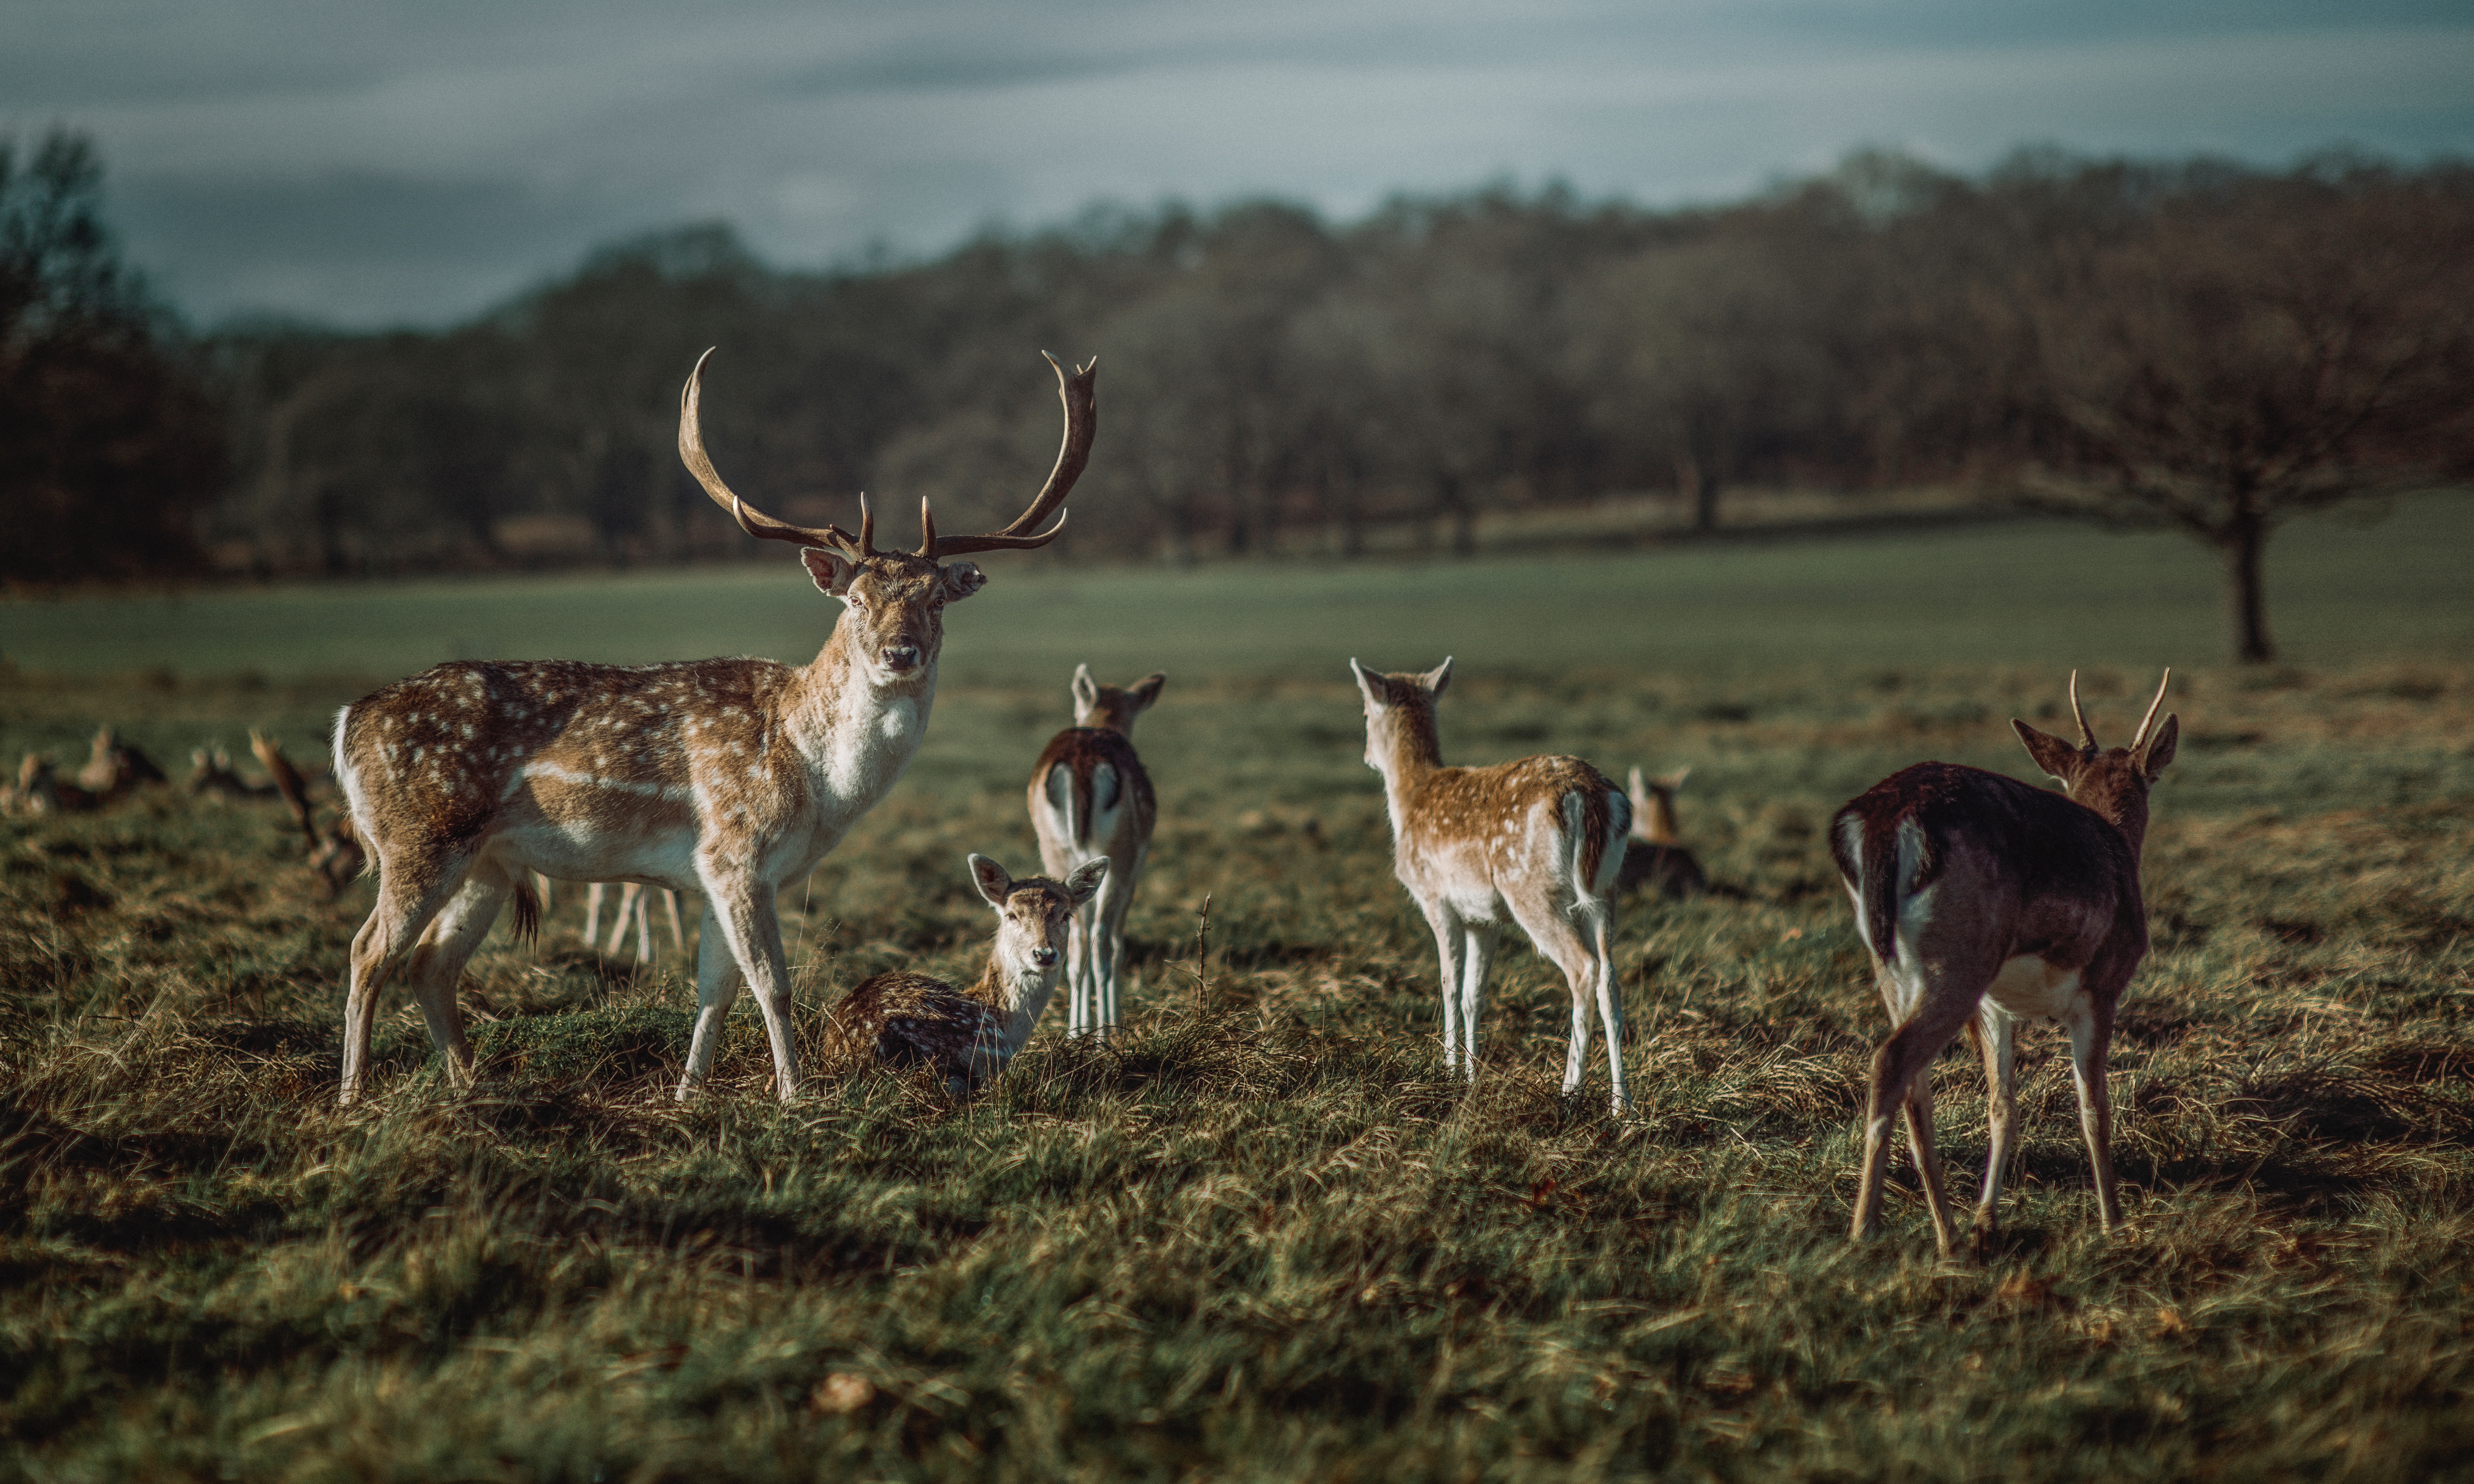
[1030, 946, 1059, 969]
[881, 644, 921, 673]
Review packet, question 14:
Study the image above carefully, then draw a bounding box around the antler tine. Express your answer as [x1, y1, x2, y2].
[678, 349, 863, 556]
[927, 352, 1096, 559]
[914, 497, 936, 559]
[2131, 668, 2172, 751]
[2068, 670, 2099, 752]
[856, 492, 874, 557]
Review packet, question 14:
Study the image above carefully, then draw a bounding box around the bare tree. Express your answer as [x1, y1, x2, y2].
[1996, 163, 2474, 661]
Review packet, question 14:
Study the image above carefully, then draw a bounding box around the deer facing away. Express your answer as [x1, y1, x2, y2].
[1352, 658, 1636, 1113]
[1029, 664, 1164, 1039]
[1831, 670, 2178, 1257]
[330, 349, 1095, 1105]
[819, 855, 1106, 1097]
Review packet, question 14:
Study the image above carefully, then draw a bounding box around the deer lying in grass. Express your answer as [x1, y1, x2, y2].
[1029, 664, 1164, 1039]
[1833, 670, 2177, 1257]
[255, 730, 365, 899]
[77, 727, 166, 794]
[1351, 658, 1635, 1112]
[331, 348, 1094, 1105]
[1615, 766, 1707, 899]
[190, 744, 280, 800]
[820, 855, 1105, 1097]
[3, 754, 100, 816]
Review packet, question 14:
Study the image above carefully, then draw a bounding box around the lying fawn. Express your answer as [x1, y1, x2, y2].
[821, 855, 1106, 1097]
[254, 730, 365, 899]
[1616, 766, 1707, 899]
[1351, 658, 1635, 1112]
[1833, 670, 2177, 1256]
[331, 349, 1094, 1105]
[1029, 664, 1164, 1038]
[77, 727, 166, 795]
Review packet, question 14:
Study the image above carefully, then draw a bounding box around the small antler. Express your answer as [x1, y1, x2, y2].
[921, 352, 1096, 559]
[2131, 668, 2172, 752]
[678, 349, 869, 557]
[2068, 670, 2099, 752]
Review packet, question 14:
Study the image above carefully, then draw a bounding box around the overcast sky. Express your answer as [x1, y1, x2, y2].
[8, 0, 2471, 328]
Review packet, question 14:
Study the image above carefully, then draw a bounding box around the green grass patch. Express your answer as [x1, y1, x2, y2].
[3, 512, 2472, 1479]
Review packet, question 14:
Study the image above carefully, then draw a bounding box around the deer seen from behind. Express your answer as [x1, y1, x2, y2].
[1832, 671, 2178, 1257]
[330, 349, 1096, 1106]
[1352, 658, 1636, 1113]
[1616, 766, 1707, 899]
[819, 855, 1106, 1097]
[1028, 664, 1164, 1039]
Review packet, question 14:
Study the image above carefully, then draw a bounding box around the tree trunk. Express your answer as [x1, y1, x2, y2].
[1677, 454, 1720, 533]
[2224, 513, 2275, 662]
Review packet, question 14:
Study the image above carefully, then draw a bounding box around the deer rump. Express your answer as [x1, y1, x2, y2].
[1830, 762, 2145, 988]
[1032, 728, 1155, 856]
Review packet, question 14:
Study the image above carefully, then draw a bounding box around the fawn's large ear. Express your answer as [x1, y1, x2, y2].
[1659, 766, 1691, 791]
[1422, 656, 1454, 695]
[2137, 714, 2179, 781]
[1627, 766, 1647, 800]
[967, 853, 1012, 908]
[1349, 659, 1389, 709]
[1072, 663, 1099, 715]
[801, 547, 858, 596]
[939, 560, 986, 602]
[1064, 858, 1109, 905]
[1127, 672, 1167, 712]
[2012, 719, 2085, 787]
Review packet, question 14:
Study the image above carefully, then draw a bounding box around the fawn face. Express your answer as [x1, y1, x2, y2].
[802, 550, 987, 683]
[969, 854, 1108, 980]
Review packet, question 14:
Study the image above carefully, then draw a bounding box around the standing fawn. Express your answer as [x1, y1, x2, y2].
[1833, 670, 2178, 1257]
[330, 348, 1095, 1105]
[1028, 664, 1164, 1038]
[821, 855, 1106, 1097]
[1616, 766, 1707, 899]
[1351, 658, 1636, 1112]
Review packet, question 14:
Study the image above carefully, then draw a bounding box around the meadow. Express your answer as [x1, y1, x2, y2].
[2, 499, 2471, 1481]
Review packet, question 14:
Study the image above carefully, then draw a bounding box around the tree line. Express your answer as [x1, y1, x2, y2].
[6, 129, 2472, 660]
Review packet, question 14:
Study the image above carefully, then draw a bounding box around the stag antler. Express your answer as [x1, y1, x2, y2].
[2067, 670, 2099, 752]
[2130, 669, 2172, 752]
[678, 349, 869, 557]
[919, 351, 1096, 559]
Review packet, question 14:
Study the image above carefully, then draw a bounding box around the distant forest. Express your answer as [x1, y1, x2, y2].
[6, 131, 2472, 656]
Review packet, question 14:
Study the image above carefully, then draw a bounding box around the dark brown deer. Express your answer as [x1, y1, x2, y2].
[1352, 658, 1635, 1112]
[331, 349, 1095, 1106]
[1028, 664, 1164, 1039]
[819, 855, 1106, 1097]
[1831, 671, 2178, 1257]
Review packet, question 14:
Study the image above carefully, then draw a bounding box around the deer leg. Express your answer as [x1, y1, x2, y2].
[1971, 1006, 2020, 1255]
[1065, 895, 1097, 1039]
[1852, 986, 1976, 1245]
[699, 879, 800, 1104]
[342, 849, 473, 1107]
[402, 872, 513, 1091]
[607, 883, 642, 956]
[1459, 922, 1498, 1086]
[662, 889, 685, 949]
[2064, 999, 2121, 1234]
[1092, 868, 1132, 1039]
[676, 899, 745, 1100]
[1901, 1069, 1960, 1258]
[584, 883, 606, 947]
[1585, 902, 1629, 1115]
[634, 886, 654, 963]
[1421, 903, 1465, 1075]
[1515, 901, 1615, 1107]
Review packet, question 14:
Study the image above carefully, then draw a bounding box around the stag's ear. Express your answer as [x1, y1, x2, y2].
[939, 561, 987, 602]
[1064, 858, 1109, 904]
[801, 547, 857, 596]
[1422, 656, 1454, 695]
[2138, 714, 2179, 781]
[2012, 719, 2085, 786]
[1072, 663, 1099, 715]
[1349, 659, 1389, 710]
[967, 853, 1012, 908]
[1127, 672, 1167, 712]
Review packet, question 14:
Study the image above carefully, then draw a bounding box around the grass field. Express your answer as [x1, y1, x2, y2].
[3, 502, 2472, 1481]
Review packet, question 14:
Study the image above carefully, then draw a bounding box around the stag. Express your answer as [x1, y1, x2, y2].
[332, 350, 1095, 1105]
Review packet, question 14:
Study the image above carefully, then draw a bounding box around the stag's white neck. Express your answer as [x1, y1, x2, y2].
[780, 624, 939, 845]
